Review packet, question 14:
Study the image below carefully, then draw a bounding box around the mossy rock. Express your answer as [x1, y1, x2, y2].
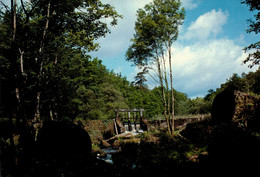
[113, 138, 140, 147]
[101, 140, 111, 148]
[211, 90, 260, 132]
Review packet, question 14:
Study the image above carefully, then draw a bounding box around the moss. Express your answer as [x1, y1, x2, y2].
[113, 138, 140, 147]
[92, 143, 101, 154]
[185, 145, 208, 162]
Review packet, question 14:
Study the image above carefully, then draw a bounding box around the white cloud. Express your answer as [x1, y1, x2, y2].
[94, 3, 258, 98]
[174, 8, 256, 97]
[171, 39, 257, 97]
[181, 0, 200, 10]
[184, 9, 228, 41]
[92, 0, 153, 59]
[142, 33, 257, 97]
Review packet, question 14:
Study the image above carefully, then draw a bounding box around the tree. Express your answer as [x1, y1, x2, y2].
[0, 0, 121, 129]
[187, 97, 211, 115]
[205, 67, 260, 110]
[242, 0, 260, 68]
[132, 67, 148, 89]
[126, 0, 185, 135]
[174, 90, 190, 115]
[245, 67, 260, 94]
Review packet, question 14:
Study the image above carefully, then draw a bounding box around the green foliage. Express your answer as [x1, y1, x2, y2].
[205, 67, 260, 104]
[126, 0, 185, 66]
[132, 67, 148, 89]
[3, 0, 258, 123]
[126, 0, 185, 134]
[241, 0, 260, 67]
[0, 0, 121, 120]
[0, 0, 209, 122]
[187, 98, 211, 115]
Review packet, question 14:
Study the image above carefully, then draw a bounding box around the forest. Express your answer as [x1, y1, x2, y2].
[0, 0, 259, 122]
[0, 0, 260, 177]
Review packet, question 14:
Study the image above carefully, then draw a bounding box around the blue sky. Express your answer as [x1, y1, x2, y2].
[3, 0, 257, 98]
[3, 0, 259, 98]
[90, 0, 259, 98]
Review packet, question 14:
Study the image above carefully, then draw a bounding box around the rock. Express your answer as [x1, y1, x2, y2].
[115, 118, 123, 127]
[232, 91, 260, 131]
[33, 120, 92, 176]
[211, 90, 236, 123]
[180, 119, 212, 146]
[102, 140, 111, 148]
[105, 132, 135, 145]
[113, 138, 140, 147]
[211, 90, 260, 132]
[104, 132, 141, 148]
[141, 117, 151, 131]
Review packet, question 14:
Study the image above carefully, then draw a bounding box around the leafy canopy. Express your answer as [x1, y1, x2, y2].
[241, 0, 260, 67]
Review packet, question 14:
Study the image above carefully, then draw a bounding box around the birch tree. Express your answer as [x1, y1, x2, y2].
[126, 0, 185, 135]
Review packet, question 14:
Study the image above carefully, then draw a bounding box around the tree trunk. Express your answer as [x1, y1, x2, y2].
[33, 0, 51, 122]
[34, 92, 41, 121]
[19, 48, 26, 77]
[33, 91, 41, 140]
[33, 1, 51, 140]
[12, 0, 16, 42]
[168, 39, 175, 135]
[156, 54, 171, 134]
[9, 1, 19, 176]
[161, 50, 171, 117]
[11, 0, 21, 124]
[11, 0, 19, 107]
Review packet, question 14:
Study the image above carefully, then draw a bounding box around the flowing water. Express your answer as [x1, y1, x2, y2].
[97, 148, 118, 164]
[123, 123, 143, 133]
[97, 125, 144, 164]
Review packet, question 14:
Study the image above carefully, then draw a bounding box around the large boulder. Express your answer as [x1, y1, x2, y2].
[211, 90, 260, 132]
[233, 91, 260, 131]
[211, 90, 236, 123]
[32, 121, 92, 177]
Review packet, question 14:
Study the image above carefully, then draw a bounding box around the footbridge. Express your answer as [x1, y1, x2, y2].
[114, 109, 148, 135]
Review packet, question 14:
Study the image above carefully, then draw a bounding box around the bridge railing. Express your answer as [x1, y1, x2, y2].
[114, 109, 146, 134]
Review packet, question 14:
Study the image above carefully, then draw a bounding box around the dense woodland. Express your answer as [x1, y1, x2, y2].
[0, 0, 260, 177]
[0, 0, 259, 121]
[1, 50, 259, 121]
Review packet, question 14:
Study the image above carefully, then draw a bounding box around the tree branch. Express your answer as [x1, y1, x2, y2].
[20, 0, 28, 15]
[0, 1, 10, 12]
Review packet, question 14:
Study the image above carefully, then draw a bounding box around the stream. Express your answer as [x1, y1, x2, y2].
[97, 148, 118, 164]
[97, 125, 144, 164]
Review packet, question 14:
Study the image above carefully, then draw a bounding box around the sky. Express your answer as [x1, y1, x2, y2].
[90, 0, 259, 98]
[2, 0, 258, 98]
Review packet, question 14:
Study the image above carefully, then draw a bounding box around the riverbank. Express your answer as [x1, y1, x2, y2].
[92, 117, 260, 177]
[0, 114, 259, 177]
